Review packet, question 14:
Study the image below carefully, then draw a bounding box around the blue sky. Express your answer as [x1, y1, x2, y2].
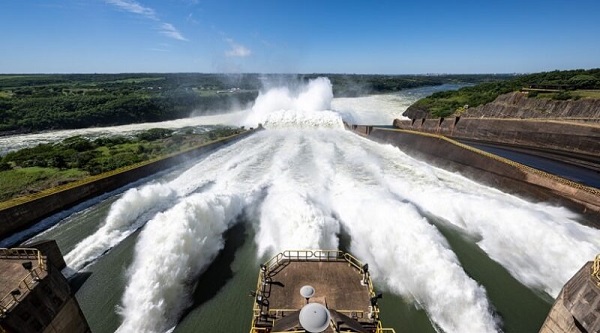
[1, 0, 599, 74]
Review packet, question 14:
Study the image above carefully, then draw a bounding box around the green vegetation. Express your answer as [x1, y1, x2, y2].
[0, 73, 510, 134]
[0, 167, 88, 201]
[531, 89, 600, 100]
[320, 73, 513, 97]
[409, 69, 600, 118]
[0, 73, 258, 134]
[0, 126, 242, 201]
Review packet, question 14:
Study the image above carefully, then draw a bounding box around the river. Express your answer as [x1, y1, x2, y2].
[4, 79, 600, 333]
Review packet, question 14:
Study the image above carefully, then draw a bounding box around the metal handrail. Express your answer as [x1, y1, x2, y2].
[250, 250, 388, 333]
[593, 254, 600, 287]
[0, 248, 45, 270]
[0, 266, 46, 317]
[0, 248, 47, 317]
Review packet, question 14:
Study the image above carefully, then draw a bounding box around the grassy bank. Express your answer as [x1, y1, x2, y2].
[407, 68, 600, 118]
[0, 126, 243, 202]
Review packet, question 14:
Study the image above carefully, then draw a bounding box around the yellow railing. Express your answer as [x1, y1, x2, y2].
[249, 250, 390, 333]
[593, 254, 600, 287]
[0, 248, 47, 317]
[378, 128, 600, 197]
[0, 248, 45, 270]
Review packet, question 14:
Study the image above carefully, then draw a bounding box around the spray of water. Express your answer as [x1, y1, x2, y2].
[385, 170, 600, 297]
[65, 183, 178, 272]
[115, 192, 246, 333]
[60, 77, 600, 333]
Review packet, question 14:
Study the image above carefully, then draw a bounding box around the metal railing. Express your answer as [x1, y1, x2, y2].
[249, 250, 395, 333]
[593, 254, 600, 287]
[0, 248, 47, 318]
[0, 248, 45, 269]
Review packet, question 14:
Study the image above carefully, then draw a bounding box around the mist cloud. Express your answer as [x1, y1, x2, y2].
[225, 38, 251, 57]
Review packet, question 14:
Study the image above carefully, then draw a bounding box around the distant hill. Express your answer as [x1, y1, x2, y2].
[404, 69, 600, 119]
[0, 73, 509, 134]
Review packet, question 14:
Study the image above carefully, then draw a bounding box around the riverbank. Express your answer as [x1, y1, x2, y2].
[0, 129, 259, 239]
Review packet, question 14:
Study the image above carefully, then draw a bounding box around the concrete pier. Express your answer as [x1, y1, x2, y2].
[348, 124, 600, 222]
[539, 257, 600, 333]
[0, 240, 89, 333]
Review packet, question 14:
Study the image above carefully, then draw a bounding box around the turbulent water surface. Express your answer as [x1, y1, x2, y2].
[13, 78, 600, 333]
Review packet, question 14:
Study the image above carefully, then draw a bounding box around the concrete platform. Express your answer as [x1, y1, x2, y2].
[265, 260, 370, 314]
[539, 260, 600, 333]
[250, 251, 391, 333]
[0, 249, 47, 315]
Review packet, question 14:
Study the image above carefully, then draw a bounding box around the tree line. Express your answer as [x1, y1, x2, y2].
[406, 68, 600, 118]
[0, 73, 511, 134]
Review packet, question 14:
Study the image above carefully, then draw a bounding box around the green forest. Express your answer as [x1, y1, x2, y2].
[0, 73, 508, 134]
[407, 68, 600, 118]
[0, 126, 242, 201]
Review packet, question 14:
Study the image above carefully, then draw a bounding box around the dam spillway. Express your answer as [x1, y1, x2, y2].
[1, 79, 599, 333]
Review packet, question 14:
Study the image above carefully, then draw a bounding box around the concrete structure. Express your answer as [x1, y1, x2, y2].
[348, 125, 600, 222]
[0, 129, 258, 240]
[0, 240, 89, 333]
[392, 117, 600, 157]
[539, 256, 600, 333]
[250, 250, 395, 333]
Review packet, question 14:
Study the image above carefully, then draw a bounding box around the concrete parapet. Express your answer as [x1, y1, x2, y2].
[362, 127, 600, 221]
[0, 130, 258, 240]
[0, 241, 90, 333]
[393, 117, 600, 156]
[539, 260, 600, 333]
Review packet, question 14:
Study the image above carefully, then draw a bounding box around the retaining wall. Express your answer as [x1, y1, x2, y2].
[0, 130, 258, 239]
[362, 127, 600, 223]
[393, 118, 600, 156]
[539, 261, 600, 333]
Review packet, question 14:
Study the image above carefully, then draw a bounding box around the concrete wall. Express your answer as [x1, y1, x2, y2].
[539, 261, 600, 333]
[0, 130, 258, 239]
[1, 242, 90, 333]
[393, 117, 600, 156]
[364, 128, 600, 222]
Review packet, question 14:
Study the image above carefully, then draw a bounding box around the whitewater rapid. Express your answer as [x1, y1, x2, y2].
[59, 78, 600, 333]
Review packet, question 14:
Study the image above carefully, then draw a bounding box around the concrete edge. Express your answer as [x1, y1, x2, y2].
[351, 126, 600, 221]
[0, 129, 260, 239]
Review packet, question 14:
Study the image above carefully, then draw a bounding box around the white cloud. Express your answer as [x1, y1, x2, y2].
[186, 13, 199, 25]
[225, 38, 251, 57]
[160, 23, 188, 41]
[105, 0, 187, 41]
[105, 0, 156, 20]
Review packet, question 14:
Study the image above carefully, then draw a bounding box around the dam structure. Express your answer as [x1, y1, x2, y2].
[349, 118, 600, 220]
[0, 79, 599, 332]
[539, 255, 600, 333]
[0, 240, 89, 333]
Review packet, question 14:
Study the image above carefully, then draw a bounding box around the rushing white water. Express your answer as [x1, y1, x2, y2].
[116, 192, 247, 333]
[60, 77, 600, 333]
[331, 83, 465, 125]
[0, 82, 461, 155]
[64, 183, 179, 273]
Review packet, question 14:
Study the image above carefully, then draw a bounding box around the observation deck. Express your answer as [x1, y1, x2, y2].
[249, 250, 395, 333]
[0, 241, 90, 333]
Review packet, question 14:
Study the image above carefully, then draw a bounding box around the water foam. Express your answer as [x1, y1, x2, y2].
[50, 78, 600, 332]
[310, 131, 500, 333]
[343, 134, 600, 298]
[242, 77, 344, 129]
[65, 183, 178, 273]
[115, 192, 246, 333]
